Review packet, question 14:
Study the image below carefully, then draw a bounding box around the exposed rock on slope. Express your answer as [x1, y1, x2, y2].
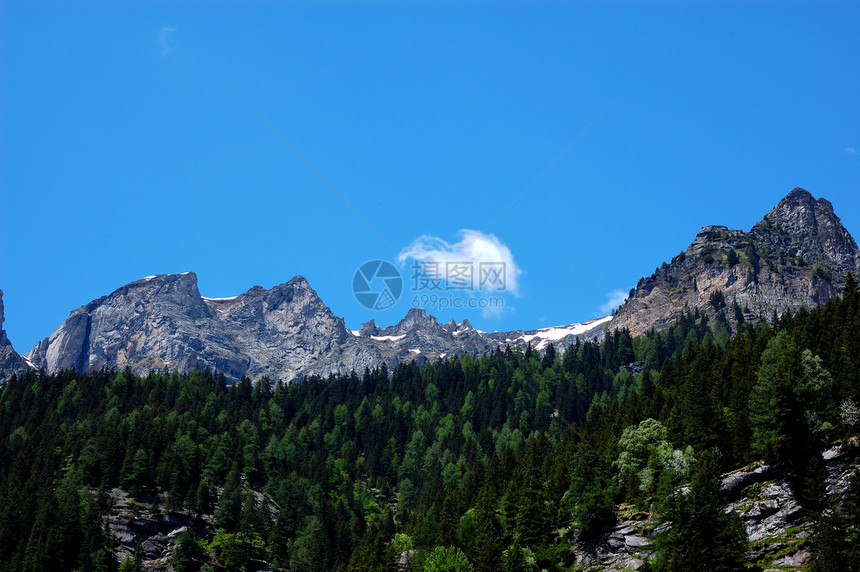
[578, 441, 860, 571]
[24, 275, 607, 383]
[0, 289, 30, 383]
[610, 188, 860, 336]
[26, 273, 250, 381]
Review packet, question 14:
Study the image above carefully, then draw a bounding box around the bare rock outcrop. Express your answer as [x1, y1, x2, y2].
[611, 188, 860, 336]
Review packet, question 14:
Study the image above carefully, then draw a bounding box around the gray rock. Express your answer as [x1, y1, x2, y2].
[624, 535, 649, 547]
[22, 274, 607, 384]
[610, 188, 860, 336]
[774, 549, 810, 567]
[0, 289, 31, 383]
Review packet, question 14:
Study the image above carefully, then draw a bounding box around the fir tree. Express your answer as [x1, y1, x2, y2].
[655, 451, 747, 571]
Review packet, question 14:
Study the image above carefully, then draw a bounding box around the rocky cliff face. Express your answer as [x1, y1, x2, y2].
[25, 273, 250, 381]
[24, 274, 606, 384]
[0, 289, 30, 383]
[610, 188, 860, 336]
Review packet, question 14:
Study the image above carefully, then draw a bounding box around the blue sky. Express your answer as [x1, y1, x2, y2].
[1, 1, 858, 352]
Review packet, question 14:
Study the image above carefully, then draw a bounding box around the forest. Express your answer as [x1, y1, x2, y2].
[1, 277, 860, 571]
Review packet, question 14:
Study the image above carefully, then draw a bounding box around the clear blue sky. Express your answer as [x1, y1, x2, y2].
[2, 1, 858, 353]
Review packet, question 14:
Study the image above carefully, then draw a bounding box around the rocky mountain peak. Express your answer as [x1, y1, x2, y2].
[752, 188, 860, 271]
[758, 187, 819, 234]
[359, 320, 380, 337]
[610, 188, 860, 336]
[22, 273, 360, 383]
[384, 308, 439, 335]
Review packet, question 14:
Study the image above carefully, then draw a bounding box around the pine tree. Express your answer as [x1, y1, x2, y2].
[347, 526, 396, 572]
[655, 451, 747, 571]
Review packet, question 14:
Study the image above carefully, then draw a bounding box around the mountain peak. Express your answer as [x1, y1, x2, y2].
[383, 308, 438, 336]
[612, 187, 860, 336]
[784, 186, 814, 202]
[287, 275, 311, 289]
[132, 272, 197, 285]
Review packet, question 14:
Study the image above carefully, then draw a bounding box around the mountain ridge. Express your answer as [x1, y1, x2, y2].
[7, 186, 859, 383]
[19, 274, 606, 384]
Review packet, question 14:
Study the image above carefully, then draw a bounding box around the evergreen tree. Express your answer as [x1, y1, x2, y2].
[655, 451, 747, 571]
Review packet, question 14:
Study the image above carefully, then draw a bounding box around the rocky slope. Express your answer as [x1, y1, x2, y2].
[0, 289, 30, 383]
[577, 439, 860, 571]
[610, 188, 860, 336]
[23, 274, 607, 384]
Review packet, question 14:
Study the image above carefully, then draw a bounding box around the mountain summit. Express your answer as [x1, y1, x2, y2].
[610, 188, 860, 336]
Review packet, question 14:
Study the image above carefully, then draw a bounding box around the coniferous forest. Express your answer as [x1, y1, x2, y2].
[2, 278, 860, 571]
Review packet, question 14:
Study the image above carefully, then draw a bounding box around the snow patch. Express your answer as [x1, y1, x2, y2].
[202, 296, 239, 301]
[518, 316, 613, 346]
[23, 357, 36, 369]
[408, 348, 421, 354]
[350, 330, 362, 337]
[371, 334, 406, 342]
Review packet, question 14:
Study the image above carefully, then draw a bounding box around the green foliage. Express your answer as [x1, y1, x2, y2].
[614, 418, 694, 505]
[709, 289, 727, 311]
[208, 529, 266, 571]
[811, 263, 833, 281]
[172, 529, 205, 572]
[654, 452, 748, 571]
[560, 443, 615, 536]
[749, 331, 802, 460]
[424, 546, 473, 572]
[726, 249, 740, 267]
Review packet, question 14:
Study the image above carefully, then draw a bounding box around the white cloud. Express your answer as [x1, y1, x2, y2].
[847, 147, 857, 156]
[397, 229, 523, 296]
[600, 289, 628, 315]
[158, 26, 176, 57]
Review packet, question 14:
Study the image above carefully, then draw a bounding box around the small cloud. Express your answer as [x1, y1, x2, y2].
[397, 229, 523, 296]
[600, 289, 628, 315]
[158, 26, 176, 57]
[847, 147, 857, 156]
